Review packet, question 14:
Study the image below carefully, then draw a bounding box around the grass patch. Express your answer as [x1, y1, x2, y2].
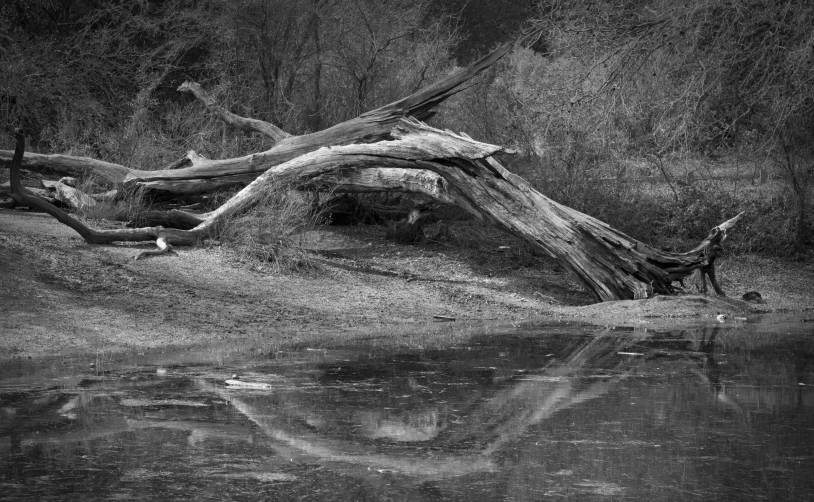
[214, 184, 325, 273]
[71, 174, 149, 228]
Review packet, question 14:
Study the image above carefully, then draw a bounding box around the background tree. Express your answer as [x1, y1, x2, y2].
[436, 0, 813, 255]
[2, 0, 811, 257]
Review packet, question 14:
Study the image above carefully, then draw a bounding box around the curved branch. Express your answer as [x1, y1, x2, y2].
[178, 81, 291, 143]
[8, 120, 744, 298]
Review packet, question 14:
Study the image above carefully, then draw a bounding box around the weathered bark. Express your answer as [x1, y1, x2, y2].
[161, 150, 210, 170]
[0, 150, 133, 184]
[41, 180, 97, 210]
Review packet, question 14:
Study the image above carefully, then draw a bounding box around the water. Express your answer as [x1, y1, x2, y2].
[2, 319, 814, 501]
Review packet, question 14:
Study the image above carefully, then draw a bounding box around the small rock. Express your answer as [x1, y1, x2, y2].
[742, 291, 763, 303]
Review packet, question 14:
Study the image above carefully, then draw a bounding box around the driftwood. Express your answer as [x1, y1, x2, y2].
[2, 43, 744, 301]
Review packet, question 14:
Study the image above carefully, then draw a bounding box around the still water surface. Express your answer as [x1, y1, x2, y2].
[2, 319, 814, 500]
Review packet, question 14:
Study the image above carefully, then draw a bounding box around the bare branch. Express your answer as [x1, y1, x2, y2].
[2, 43, 514, 194]
[178, 81, 291, 143]
[7, 130, 200, 257]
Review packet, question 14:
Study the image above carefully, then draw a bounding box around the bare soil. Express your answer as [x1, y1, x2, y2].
[2, 208, 813, 360]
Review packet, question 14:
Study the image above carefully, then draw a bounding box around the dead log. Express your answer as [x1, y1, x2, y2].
[6, 117, 744, 300]
[130, 209, 204, 230]
[89, 188, 119, 202]
[1, 180, 56, 205]
[0, 150, 133, 184]
[6, 130, 199, 252]
[1, 41, 745, 301]
[177, 82, 290, 143]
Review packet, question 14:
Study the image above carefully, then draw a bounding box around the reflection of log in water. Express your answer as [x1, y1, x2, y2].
[197, 378, 497, 479]
[195, 330, 644, 479]
[687, 326, 746, 414]
[0, 419, 255, 451]
[0, 386, 254, 454]
[448, 330, 644, 455]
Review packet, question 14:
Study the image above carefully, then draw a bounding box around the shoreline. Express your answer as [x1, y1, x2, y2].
[2, 209, 812, 362]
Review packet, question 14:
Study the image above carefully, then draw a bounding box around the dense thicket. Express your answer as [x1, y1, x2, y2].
[1, 0, 456, 159]
[439, 0, 814, 254]
[2, 0, 811, 255]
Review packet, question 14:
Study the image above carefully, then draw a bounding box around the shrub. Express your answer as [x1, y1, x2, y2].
[214, 183, 324, 273]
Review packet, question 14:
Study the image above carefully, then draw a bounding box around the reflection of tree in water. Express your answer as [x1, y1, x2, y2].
[2, 323, 813, 499]
[197, 329, 656, 479]
[199, 324, 814, 487]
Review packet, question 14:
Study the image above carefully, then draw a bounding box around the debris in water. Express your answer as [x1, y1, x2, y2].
[120, 398, 208, 407]
[225, 379, 273, 389]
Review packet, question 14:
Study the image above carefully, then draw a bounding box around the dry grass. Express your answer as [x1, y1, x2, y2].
[63, 171, 148, 230]
[214, 183, 324, 273]
[79, 184, 148, 227]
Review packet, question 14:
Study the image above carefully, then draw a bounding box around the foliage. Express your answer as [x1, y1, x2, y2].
[1, 0, 457, 157]
[0, 1, 222, 158]
[525, 0, 814, 153]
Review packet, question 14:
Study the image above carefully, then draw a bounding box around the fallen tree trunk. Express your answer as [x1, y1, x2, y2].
[6, 118, 743, 300]
[1, 43, 745, 301]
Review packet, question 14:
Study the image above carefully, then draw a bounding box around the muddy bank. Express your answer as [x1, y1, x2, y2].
[1, 209, 812, 360]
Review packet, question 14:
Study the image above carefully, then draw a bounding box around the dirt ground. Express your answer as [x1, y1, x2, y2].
[2, 208, 813, 360]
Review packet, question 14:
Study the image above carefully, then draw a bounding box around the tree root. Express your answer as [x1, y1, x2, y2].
[134, 237, 175, 261]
